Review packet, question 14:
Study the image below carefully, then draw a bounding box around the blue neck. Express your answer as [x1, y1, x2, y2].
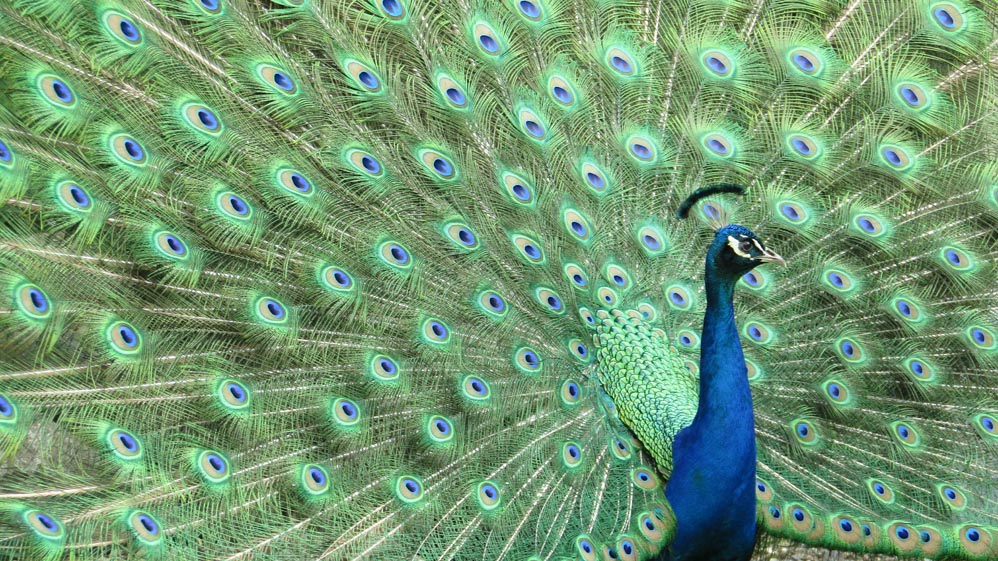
[662, 270, 757, 561]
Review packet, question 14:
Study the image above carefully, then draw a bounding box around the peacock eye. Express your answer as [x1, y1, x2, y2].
[739, 240, 753, 253]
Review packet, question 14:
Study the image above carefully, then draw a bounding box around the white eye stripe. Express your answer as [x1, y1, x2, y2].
[727, 235, 752, 258]
[751, 238, 764, 252]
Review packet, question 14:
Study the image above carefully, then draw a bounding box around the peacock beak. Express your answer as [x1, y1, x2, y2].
[756, 247, 786, 267]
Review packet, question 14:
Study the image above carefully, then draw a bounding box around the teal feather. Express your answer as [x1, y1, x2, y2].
[1, 0, 998, 560]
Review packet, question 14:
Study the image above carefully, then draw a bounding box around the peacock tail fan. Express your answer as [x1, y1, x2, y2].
[0, 0, 996, 560]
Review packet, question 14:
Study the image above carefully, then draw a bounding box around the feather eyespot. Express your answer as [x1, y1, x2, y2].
[581, 162, 608, 193]
[379, 241, 412, 269]
[38, 74, 77, 108]
[422, 318, 451, 344]
[15, 283, 51, 320]
[126, 511, 161, 545]
[514, 346, 542, 373]
[579, 307, 596, 326]
[436, 75, 468, 109]
[568, 340, 589, 362]
[25, 510, 64, 540]
[701, 51, 733, 77]
[474, 23, 503, 55]
[216, 191, 252, 220]
[395, 476, 424, 503]
[370, 355, 399, 381]
[107, 428, 143, 460]
[196, 450, 231, 484]
[788, 49, 822, 76]
[275, 169, 314, 197]
[106, 321, 142, 355]
[502, 172, 535, 205]
[255, 64, 298, 95]
[638, 226, 666, 254]
[461, 375, 491, 401]
[378, 0, 406, 20]
[627, 135, 657, 163]
[0, 139, 13, 165]
[300, 464, 330, 496]
[476, 290, 508, 319]
[896, 83, 929, 109]
[548, 75, 576, 106]
[517, 0, 542, 20]
[444, 223, 479, 250]
[511, 234, 545, 263]
[102, 11, 143, 46]
[320, 266, 354, 293]
[254, 297, 288, 324]
[217, 379, 251, 410]
[0, 394, 18, 424]
[109, 134, 147, 166]
[476, 481, 501, 510]
[562, 442, 583, 468]
[631, 467, 659, 490]
[196, 0, 223, 14]
[931, 4, 965, 31]
[330, 398, 361, 427]
[344, 59, 383, 93]
[427, 415, 454, 443]
[560, 379, 582, 405]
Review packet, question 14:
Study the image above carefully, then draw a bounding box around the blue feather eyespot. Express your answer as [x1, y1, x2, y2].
[109, 133, 147, 166]
[196, 450, 231, 484]
[106, 428, 143, 460]
[833, 516, 862, 544]
[427, 415, 454, 443]
[0, 139, 13, 165]
[598, 286, 619, 306]
[563, 209, 592, 242]
[754, 479, 774, 501]
[878, 144, 913, 170]
[378, 0, 406, 20]
[254, 296, 289, 325]
[395, 475, 424, 503]
[959, 526, 992, 555]
[851, 213, 887, 238]
[890, 524, 915, 549]
[561, 378, 582, 405]
[568, 340, 590, 362]
[835, 336, 865, 363]
[895, 82, 929, 110]
[637, 511, 667, 542]
[436, 75, 469, 110]
[255, 63, 298, 95]
[701, 50, 733, 77]
[276, 168, 314, 197]
[786, 135, 821, 161]
[330, 397, 361, 427]
[299, 464, 331, 497]
[369, 355, 400, 382]
[966, 325, 995, 351]
[320, 265, 355, 294]
[514, 346, 542, 373]
[972, 413, 998, 439]
[930, 4, 964, 31]
[903, 356, 936, 383]
[37, 73, 77, 108]
[24, 510, 64, 540]
[743, 321, 773, 345]
[14, 283, 52, 321]
[511, 234, 545, 264]
[378, 241, 413, 270]
[792, 419, 818, 445]
[702, 133, 734, 158]
[422, 318, 451, 344]
[676, 329, 699, 349]
[787, 48, 823, 76]
[891, 296, 925, 324]
[562, 442, 583, 468]
[106, 320, 143, 355]
[0, 393, 18, 425]
[605, 265, 631, 290]
[867, 478, 895, 504]
[637, 226, 666, 255]
[615, 536, 639, 561]
[821, 379, 851, 406]
[580, 162, 608, 193]
[768, 506, 782, 520]
[575, 535, 597, 561]
[476, 290, 508, 319]
[631, 467, 659, 490]
[740, 270, 765, 291]
[889, 421, 921, 448]
[345, 149, 385, 178]
[821, 267, 860, 297]
[517, 0, 542, 21]
[627, 135, 657, 163]
[547, 75, 576, 107]
[940, 246, 975, 272]
[344, 59, 383, 93]
[196, 0, 223, 14]
[609, 437, 632, 461]
[683, 359, 699, 376]
[788, 505, 813, 533]
[605, 47, 637, 76]
[564, 263, 589, 290]
[473, 23, 503, 56]
[126, 510, 161, 545]
[418, 148, 457, 180]
[665, 285, 693, 311]
[216, 379, 251, 411]
[461, 375, 491, 402]
[102, 11, 143, 46]
[501, 172, 535, 206]
[152, 231, 190, 261]
[518, 107, 548, 142]
[579, 307, 596, 327]
[468, 481, 502, 514]
[776, 200, 811, 224]
[936, 484, 967, 510]
[215, 191, 252, 221]
[443, 222, 479, 250]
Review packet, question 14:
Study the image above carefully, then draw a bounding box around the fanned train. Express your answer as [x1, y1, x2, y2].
[0, 0, 997, 560]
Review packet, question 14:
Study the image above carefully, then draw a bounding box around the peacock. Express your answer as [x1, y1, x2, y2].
[1, 0, 997, 559]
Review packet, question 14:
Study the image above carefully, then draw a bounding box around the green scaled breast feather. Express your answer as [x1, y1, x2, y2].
[0, 0, 997, 560]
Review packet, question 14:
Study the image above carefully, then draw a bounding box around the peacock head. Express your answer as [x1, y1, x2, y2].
[707, 224, 785, 278]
